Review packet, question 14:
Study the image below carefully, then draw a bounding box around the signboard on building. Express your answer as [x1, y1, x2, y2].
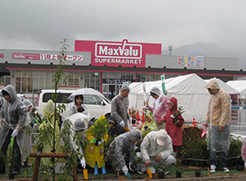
[12, 53, 83, 61]
[178, 56, 204, 67]
[75, 39, 161, 68]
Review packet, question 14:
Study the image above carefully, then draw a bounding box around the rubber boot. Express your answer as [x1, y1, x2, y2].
[102, 166, 107, 175]
[94, 165, 98, 175]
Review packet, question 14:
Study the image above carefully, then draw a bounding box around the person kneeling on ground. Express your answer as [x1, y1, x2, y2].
[108, 130, 142, 178]
[140, 129, 176, 173]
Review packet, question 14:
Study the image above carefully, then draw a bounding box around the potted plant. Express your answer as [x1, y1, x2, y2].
[155, 161, 166, 179]
[175, 167, 182, 178]
[195, 170, 201, 177]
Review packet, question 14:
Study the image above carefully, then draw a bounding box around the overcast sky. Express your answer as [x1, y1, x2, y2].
[0, 0, 245, 57]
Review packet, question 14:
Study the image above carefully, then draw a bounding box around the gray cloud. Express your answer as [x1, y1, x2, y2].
[0, 0, 245, 57]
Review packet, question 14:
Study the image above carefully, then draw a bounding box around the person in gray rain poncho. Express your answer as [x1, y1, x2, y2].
[140, 129, 176, 173]
[0, 96, 5, 130]
[62, 113, 88, 172]
[205, 79, 231, 173]
[0, 85, 26, 175]
[22, 99, 38, 167]
[108, 130, 142, 177]
[111, 84, 132, 132]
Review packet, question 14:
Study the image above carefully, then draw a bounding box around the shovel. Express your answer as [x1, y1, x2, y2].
[146, 167, 152, 179]
[83, 168, 88, 180]
[201, 125, 207, 137]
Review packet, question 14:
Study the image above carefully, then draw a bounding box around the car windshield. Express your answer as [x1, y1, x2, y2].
[83, 94, 102, 105]
[43, 92, 73, 103]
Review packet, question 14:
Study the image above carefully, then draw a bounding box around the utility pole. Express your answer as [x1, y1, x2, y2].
[168, 45, 172, 56]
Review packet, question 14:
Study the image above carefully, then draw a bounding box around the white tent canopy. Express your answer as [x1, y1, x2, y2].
[129, 73, 210, 123]
[205, 78, 240, 95]
[226, 80, 246, 99]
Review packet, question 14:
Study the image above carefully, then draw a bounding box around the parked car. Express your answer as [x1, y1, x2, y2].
[35, 88, 111, 119]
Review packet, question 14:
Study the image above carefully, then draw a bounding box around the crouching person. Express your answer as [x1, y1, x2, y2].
[61, 113, 88, 172]
[108, 130, 142, 178]
[140, 129, 176, 173]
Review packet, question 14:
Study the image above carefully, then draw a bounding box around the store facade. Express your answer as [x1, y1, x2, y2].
[0, 39, 245, 100]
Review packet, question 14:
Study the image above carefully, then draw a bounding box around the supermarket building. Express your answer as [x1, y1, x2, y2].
[0, 39, 245, 98]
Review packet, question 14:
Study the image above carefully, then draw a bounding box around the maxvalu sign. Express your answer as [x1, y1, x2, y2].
[75, 39, 161, 68]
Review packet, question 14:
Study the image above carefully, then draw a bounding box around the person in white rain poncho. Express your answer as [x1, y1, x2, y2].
[108, 130, 142, 176]
[0, 85, 26, 175]
[62, 113, 88, 171]
[144, 86, 169, 130]
[22, 99, 37, 167]
[205, 79, 231, 173]
[140, 129, 176, 173]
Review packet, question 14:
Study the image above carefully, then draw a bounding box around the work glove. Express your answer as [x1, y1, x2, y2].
[97, 139, 104, 146]
[122, 165, 128, 175]
[155, 154, 162, 162]
[11, 129, 19, 137]
[95, 139, 104, 146]
[90, 137, 97, 144]
[80, 157, 86, 169]
[119, 121, 125, 128]
[136, 152, 142, 158]
[145, 159, 151, 167]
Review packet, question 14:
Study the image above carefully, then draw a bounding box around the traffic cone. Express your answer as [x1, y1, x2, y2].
[136, 110, 140, 125]
[141, 111, 145, 124]
[136, 110, 140, 120]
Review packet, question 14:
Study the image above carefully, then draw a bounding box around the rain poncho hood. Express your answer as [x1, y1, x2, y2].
[23, 99, 33, 113]
[141, 110, 158, 137]
[150, 86, 161, 96]
[2, 84, 18, 103]
[169, 97, 177, 110]
[42, 100, 55, 117]
[120, 84, 130, 91]
[205, 79, 231, 152]
[205, 79, 220, 90]
[128, 129, 142, 142]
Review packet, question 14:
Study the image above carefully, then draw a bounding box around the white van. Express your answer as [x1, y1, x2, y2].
[35, 89, 111, 119]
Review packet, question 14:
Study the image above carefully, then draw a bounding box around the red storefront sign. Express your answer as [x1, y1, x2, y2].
[75, 39, 161, 67]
